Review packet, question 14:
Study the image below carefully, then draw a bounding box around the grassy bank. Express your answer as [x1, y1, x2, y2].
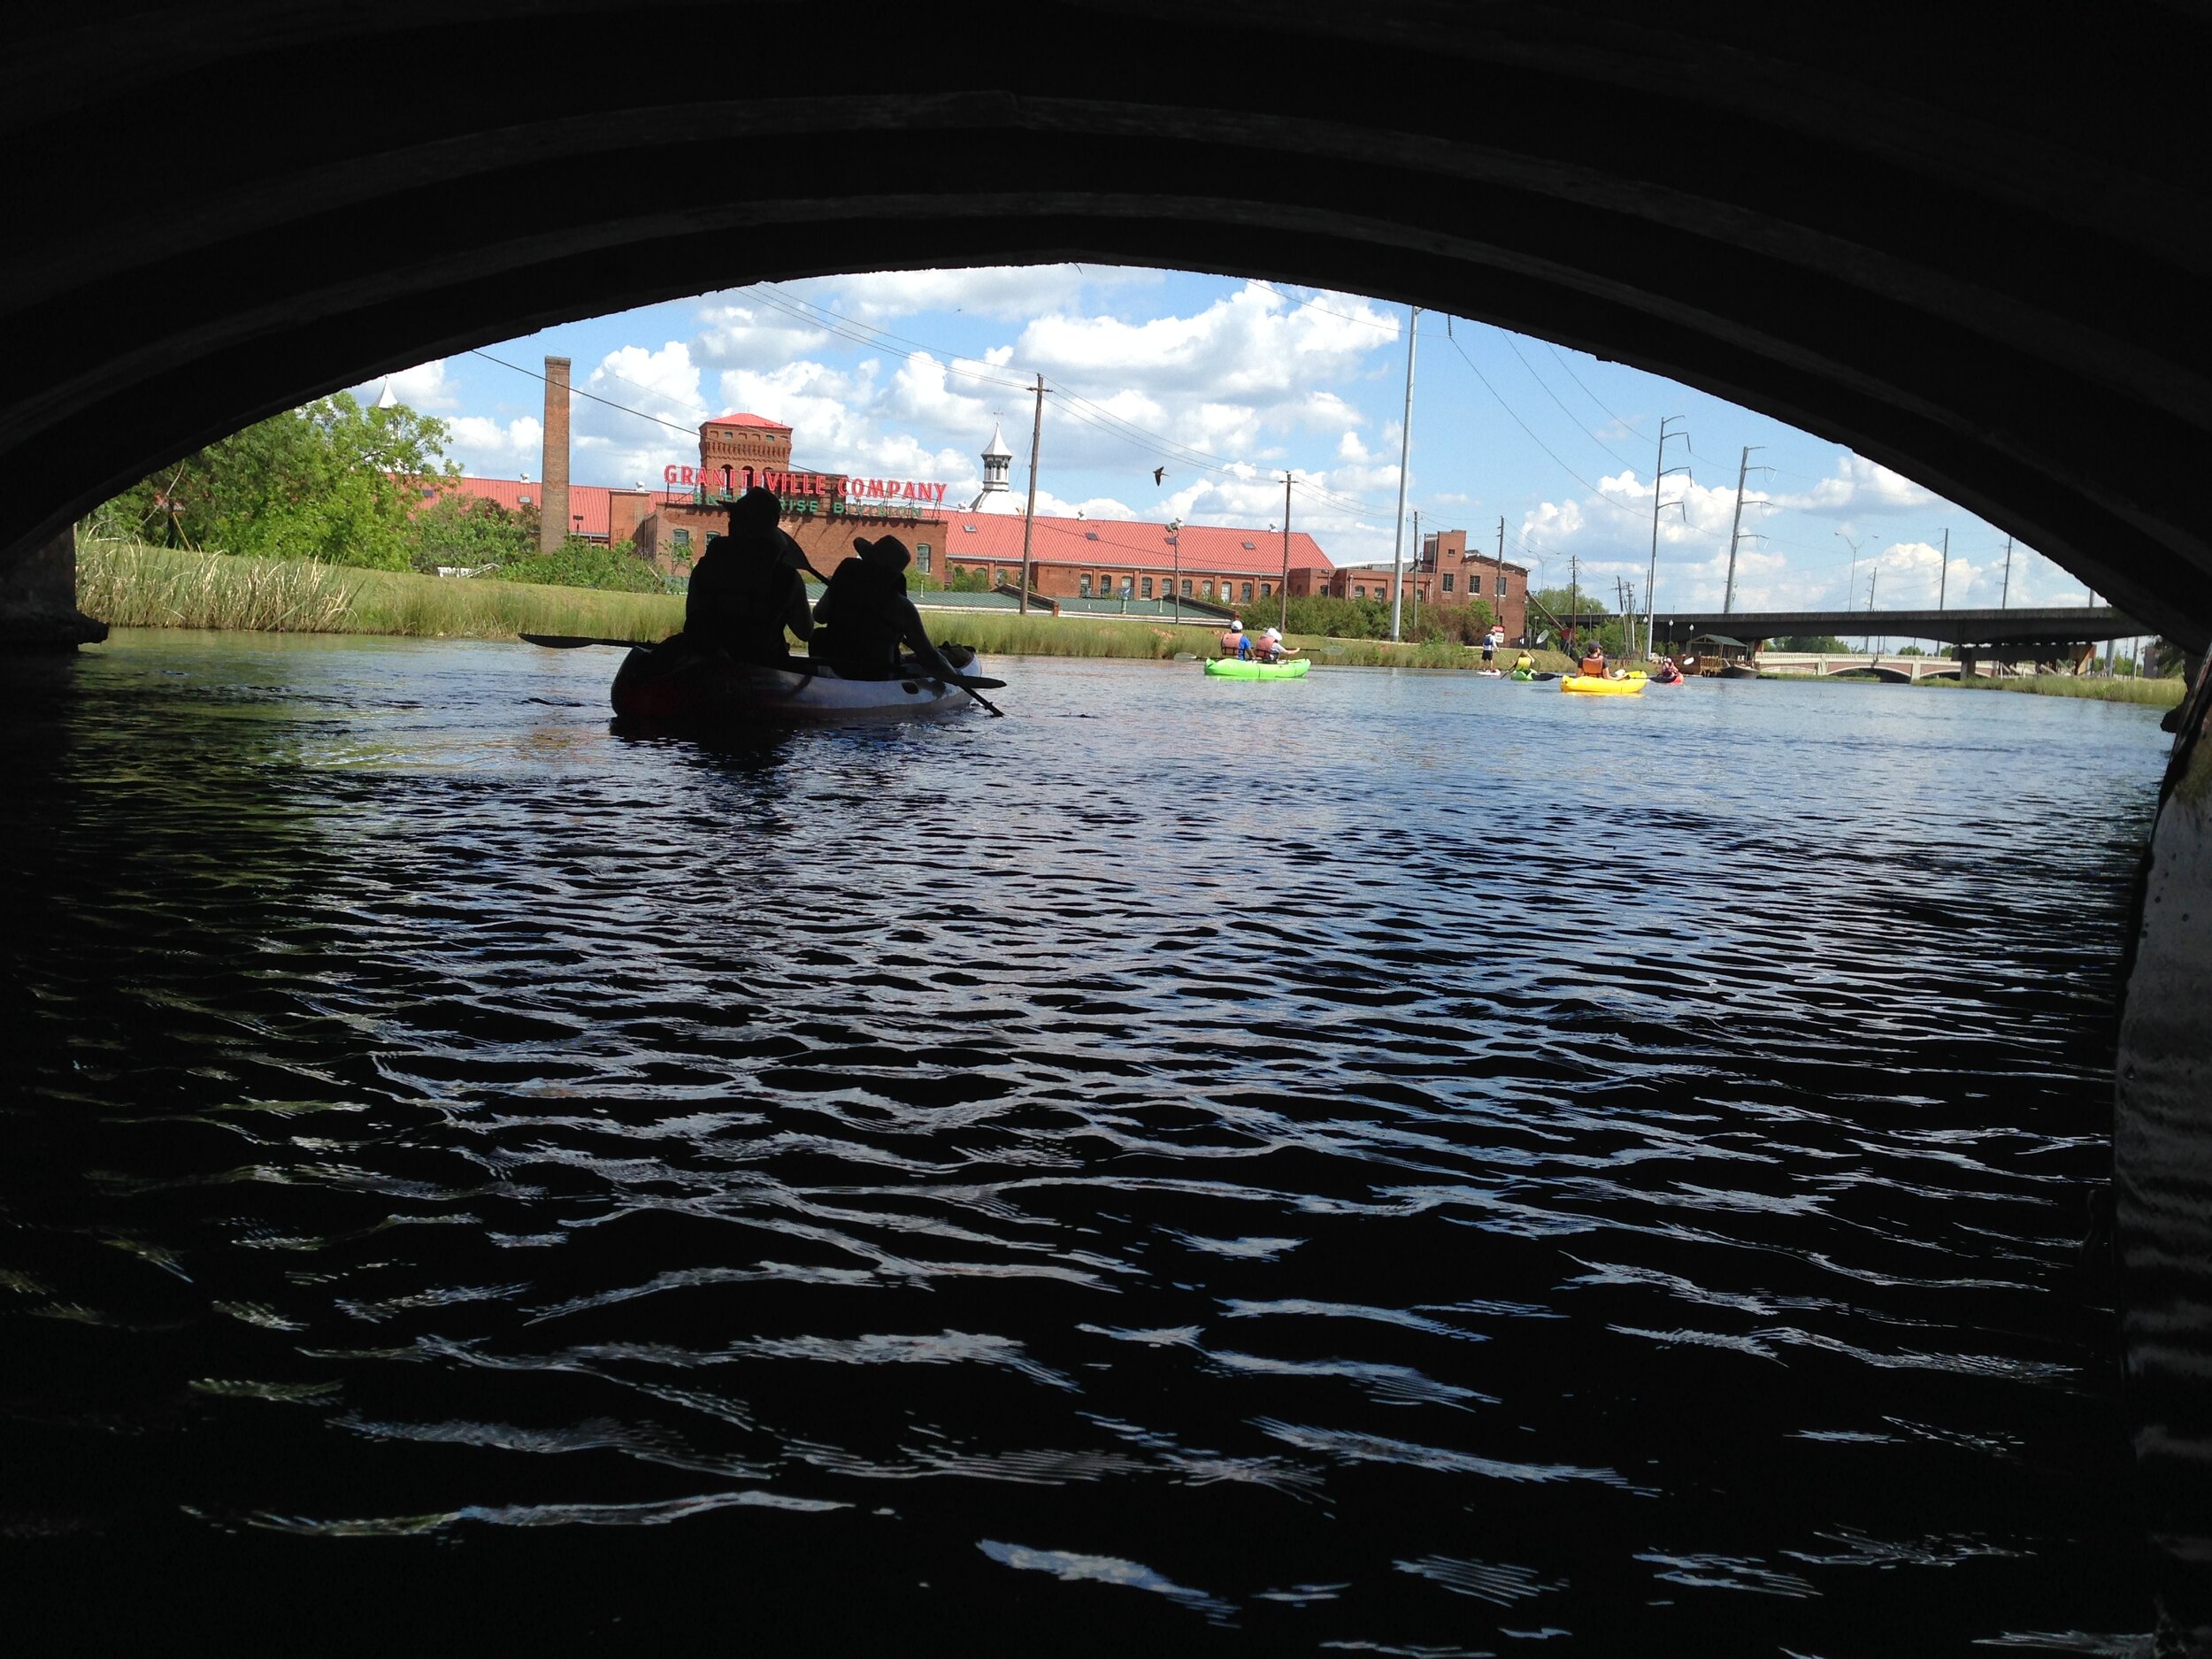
[79, 543, 1578, 672]
[1930, 672, 2186, 707]
[80, 541, 681, 641]
[926, 611, 1576, 671]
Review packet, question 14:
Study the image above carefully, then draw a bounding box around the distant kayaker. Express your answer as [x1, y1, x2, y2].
[812, 534, 965, 682]
[684, 488, 811, 668]
[1254, 626, 1298, 664]
[1219, 618, 1254, 659]
[1513, 649, 1535, 674]
[1579, 643, 1607, 678]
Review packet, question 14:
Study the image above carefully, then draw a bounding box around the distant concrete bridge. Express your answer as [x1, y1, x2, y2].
[1755, 650, 1963, 682]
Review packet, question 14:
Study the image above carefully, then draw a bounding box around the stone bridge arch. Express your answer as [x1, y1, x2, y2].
[3, 3, 2210, 1645]
[0, 4, 2208, 654]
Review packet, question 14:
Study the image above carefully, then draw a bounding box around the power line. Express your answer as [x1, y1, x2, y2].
[1506, 337, 1644, 471]
[467, 349, 701, 440]
[1440, 328, 1652, 525]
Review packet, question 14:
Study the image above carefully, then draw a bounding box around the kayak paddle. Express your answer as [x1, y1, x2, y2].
[520, 633, 661, 649]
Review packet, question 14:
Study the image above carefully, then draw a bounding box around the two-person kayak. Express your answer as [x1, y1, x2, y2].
[1204, 657, 1310, 680]
[611, 641, 991, 724]
[1560, 672, 1647, 695]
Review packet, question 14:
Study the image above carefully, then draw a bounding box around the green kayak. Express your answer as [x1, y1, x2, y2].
[1204, 657, 1310, 680]
[1510, 669, 1534, 680]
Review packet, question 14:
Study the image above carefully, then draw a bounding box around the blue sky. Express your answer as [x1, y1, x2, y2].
[357, 265, 2097, 617]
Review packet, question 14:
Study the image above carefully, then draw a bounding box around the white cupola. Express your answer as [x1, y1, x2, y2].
[968, 419, 1015, 510]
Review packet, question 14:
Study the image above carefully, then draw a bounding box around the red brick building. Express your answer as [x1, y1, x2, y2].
[429, 364, 1345, 599]
[933, 511, 1332, 606]
[1416, 529, 1530, 638]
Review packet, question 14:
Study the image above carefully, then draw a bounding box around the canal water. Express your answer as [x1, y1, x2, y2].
[0, 633, 2173, 1651]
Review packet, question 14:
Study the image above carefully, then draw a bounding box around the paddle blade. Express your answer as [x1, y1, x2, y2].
[520, 634, 657, 649]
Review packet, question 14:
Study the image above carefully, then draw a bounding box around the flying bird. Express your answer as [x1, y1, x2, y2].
[1152, 466, 1166, 486]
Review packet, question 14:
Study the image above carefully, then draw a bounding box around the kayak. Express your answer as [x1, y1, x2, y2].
[611, 641, 985, 724]
[1560, 672, 1647, 695]
[1205, 657, 1310, 680]
[1510, 669, 1535, 680]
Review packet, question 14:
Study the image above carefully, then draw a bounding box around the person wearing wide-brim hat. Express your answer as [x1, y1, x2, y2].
[812, 534, 964, 682]
[683, 488, 812, 667]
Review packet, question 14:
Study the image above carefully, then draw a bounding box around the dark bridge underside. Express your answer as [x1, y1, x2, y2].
[2, 3, 2210, 649]
[1654, 608, 2144, 648]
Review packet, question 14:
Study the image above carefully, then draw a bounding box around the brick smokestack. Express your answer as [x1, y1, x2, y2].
[539, 356, 572, 554]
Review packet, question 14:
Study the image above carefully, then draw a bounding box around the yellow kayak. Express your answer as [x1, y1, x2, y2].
[1560, 672, 1647, 695]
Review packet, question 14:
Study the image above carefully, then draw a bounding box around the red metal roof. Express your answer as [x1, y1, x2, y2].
[935, 513, 1333, 576]
[705, 411, 791, 430]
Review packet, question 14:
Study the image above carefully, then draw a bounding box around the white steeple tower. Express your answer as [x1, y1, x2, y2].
[969, 419, 1015, 511]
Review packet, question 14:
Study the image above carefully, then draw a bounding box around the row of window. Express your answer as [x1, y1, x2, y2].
[1071, 574, 1275, 602]
[1433, 572, 1512, 596]
[655, 531, 931, 572]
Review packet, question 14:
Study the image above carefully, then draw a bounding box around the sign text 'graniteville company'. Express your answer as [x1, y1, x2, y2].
[664, 465, 949, 505]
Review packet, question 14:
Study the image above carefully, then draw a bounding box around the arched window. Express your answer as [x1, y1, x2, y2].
[743, 466, 756, 490]
[1240, 581, 1254, 603]
[719, 464, 733, 495]
[1079, 574, 1093, 596]
[1181, 579, 1193, 596]
[1141, 577, 1154, 598]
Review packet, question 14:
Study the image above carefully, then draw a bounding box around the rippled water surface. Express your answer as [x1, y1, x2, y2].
[0, 632, 2175, 1650]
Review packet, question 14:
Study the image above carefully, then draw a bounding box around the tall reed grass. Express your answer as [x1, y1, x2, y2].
[78, 541, 1586, 675]
[1938, 672, 2186, 707]
[80, 541, 682, 641]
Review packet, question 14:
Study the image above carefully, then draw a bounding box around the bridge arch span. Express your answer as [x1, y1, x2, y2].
[4, 5, 2212, 1644]
[0, 4, 2209, 649]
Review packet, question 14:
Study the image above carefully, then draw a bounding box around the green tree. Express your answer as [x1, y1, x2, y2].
[1528, 586, 1624, 653]
[98, 394, 454, 569]
[492, 538, 665, 593]
[403, 494, 534, 572]
[1776, 634, 1850, 651]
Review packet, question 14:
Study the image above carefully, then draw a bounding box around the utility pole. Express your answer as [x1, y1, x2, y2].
[1389, 304, 1418, 641]
[1722, 443, 1760, 615]
[1569, 554, 1580, 650]
[1495, 517, 1508, 640]
[1018, 373, 1044, 615]
[1409, 508, 1421, 628]
[1279, 473, 1293, 635]
[1169, 518, 1182, 624]
[1937, 526, 1948, 611]
[2000, 534, 2014, 609]
[1646, 415, 1688, 664]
